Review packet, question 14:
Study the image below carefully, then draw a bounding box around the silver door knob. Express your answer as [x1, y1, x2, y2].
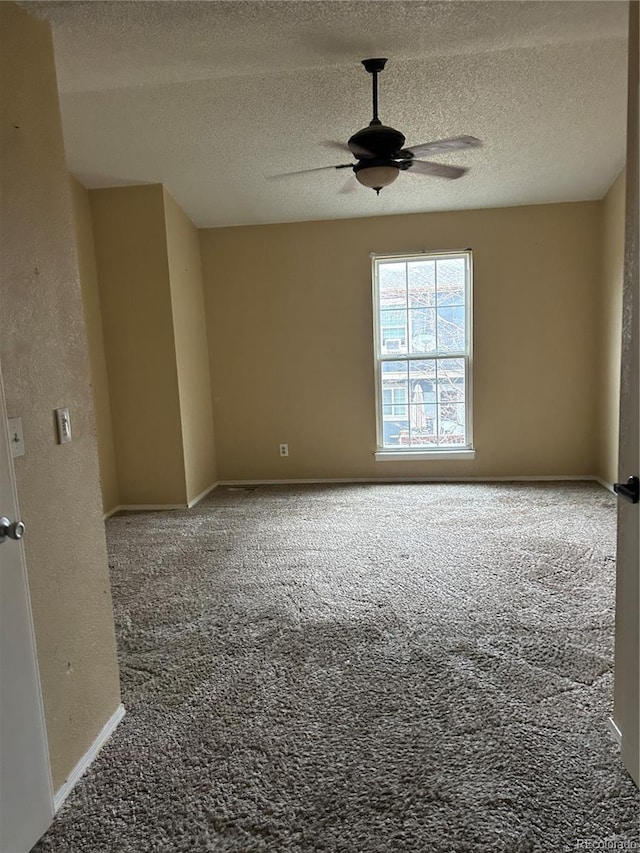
[0, 516, 25, 544]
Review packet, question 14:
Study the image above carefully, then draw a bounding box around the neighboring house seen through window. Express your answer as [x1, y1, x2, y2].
[372, 251, 473, 456]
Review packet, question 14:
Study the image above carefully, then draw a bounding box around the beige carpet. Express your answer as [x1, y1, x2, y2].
[36, 482, 639, 851]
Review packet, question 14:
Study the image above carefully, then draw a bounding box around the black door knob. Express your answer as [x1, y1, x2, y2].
[0, 516, 26, 543]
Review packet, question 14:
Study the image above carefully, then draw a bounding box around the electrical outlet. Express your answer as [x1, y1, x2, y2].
[55, 407, 72, 444]
[279, 443, 289, 457]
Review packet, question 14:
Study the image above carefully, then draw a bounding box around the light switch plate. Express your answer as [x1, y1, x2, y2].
[55, 407, 72, 444]
[7, 417, 25, 457]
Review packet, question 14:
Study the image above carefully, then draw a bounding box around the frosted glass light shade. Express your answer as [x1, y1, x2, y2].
[355, 165, 400, 190]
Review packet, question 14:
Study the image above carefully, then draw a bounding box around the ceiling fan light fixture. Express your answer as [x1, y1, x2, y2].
[355, 163, 399, 193]
[270, 59, 480, 194]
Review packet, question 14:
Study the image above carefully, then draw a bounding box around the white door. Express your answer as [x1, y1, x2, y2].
[0, 362, 54, 853]
[612, 0, 639, 789]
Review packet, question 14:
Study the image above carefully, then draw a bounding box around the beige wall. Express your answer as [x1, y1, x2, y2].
[89, 185, 188, 506]
[0, 2, 121, 791]
[70, 176, 120, 513]
[200, 201, 601, 481]
[596, 171, 626, 486]
[164, 189, 217, 503]
[87, 185, 216, 507]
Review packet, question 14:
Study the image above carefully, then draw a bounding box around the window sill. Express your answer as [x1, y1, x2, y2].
[375, 449, 476, 462]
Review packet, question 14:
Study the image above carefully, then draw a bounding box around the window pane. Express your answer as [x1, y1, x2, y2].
[409, 359, 437, 404]
[384, 386, 407, 416]
[409, 403, 437, 442]
[381, 361, 408, 446]
[437, 307, 465, 352]
[379, 262, 407, 310]
[407, 361, 437, 444]
[409, 308, 436, 354]
[438, 402, 466, 444]
[382, 360, 406, 374]
[408, 260, 435, 307]
[437, 358, 465, 403]
[436, 258, 465, 307]
[381, 363, 408, 398]
[380, 308, 407, 354]
[438, 357, 465, 375]
[384, 422, 409, 446]
[409, 359, 436, 381]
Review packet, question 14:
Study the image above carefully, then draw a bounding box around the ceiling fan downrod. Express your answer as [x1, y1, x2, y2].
[361, 57, 387, 126]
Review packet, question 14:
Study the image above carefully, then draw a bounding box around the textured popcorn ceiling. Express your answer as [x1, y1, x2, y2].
[26, 0, 628, 227]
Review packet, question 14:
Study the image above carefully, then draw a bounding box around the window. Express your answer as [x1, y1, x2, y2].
[372, 251, 473, 457]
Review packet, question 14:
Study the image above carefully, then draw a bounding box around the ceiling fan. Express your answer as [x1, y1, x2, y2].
[272, 58, 482, 194]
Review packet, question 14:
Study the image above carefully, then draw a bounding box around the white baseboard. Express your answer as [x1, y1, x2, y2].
[607, 715, 622, 747]
[103, 504, 123, 520]
[106, 503, 185, 515]
[594, 477, 616, 494]
[219, 475, 605, 487]
[103, 486, 219, 518]
[188, 481, 219, 508]
[104, 477, 609, 516]
[54, 703, 125, 812]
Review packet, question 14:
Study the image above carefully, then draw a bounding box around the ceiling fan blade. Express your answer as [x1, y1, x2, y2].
[267, 163, 353, 180]
[322, 141, 354, 155]
[338, 176, 358, 194]
[323, 139, 378, 160]
[403, 136, 482, 158]
[407, 160, 468, 179]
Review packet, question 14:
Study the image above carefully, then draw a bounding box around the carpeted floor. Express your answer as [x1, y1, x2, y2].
[36, 482, 639, 852]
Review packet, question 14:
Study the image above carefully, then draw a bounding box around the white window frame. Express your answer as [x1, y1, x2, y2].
[372, 250, 475, 461]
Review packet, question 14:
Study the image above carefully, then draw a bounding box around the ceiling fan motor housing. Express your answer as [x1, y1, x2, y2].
[353, 158, 400, 176]
[348, 124, 406, 159]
